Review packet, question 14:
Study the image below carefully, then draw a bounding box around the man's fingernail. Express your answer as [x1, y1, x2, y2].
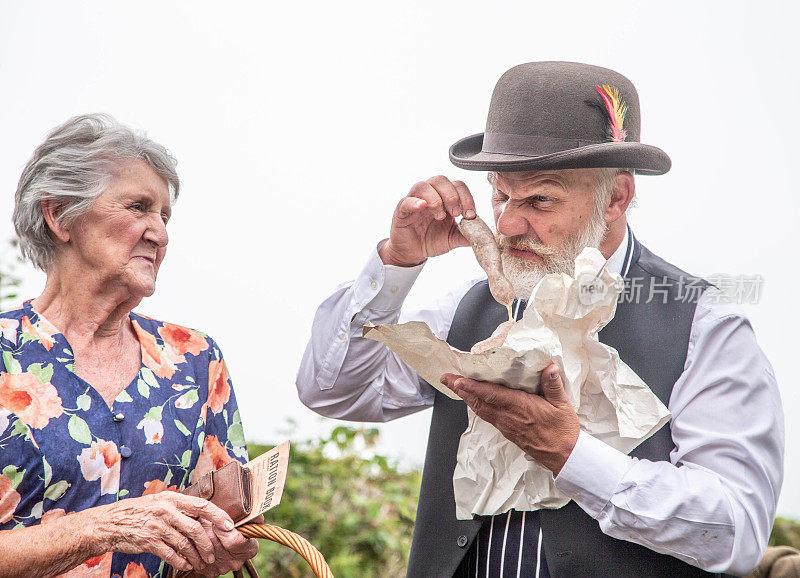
[224, 519, 234, 531]
[440, 377, 449, 386]
[465, 209, 476, 219]
[551, 371, 559, 381]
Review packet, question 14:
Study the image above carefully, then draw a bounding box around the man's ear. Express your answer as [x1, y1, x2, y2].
[604, 172, 635, 225]
[41, 199, 70, 243]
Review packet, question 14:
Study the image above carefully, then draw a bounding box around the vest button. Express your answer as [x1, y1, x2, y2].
[120, 446, 132, 459]
[457, 535, 468, 548]
[113, 412, 125, 422]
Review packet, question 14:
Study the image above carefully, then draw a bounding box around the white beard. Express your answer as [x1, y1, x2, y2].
[498, 212, 607, 301]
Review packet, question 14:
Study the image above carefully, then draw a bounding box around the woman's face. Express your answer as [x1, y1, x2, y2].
[65, 160, 171, 299]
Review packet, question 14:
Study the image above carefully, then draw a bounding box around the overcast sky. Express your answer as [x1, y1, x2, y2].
[1, 1, 798, 518]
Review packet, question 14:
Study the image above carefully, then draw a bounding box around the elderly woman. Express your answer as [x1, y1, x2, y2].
[0, 114, 258, 577]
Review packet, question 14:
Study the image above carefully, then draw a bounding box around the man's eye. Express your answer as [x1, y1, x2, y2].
[161, 213, 170, 224]
[529, 195, 551, 205]
[130, 202, 145, 211]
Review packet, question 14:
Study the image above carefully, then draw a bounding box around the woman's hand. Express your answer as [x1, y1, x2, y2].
[190, 515, 261, 577]
[94, 491, 257, 575]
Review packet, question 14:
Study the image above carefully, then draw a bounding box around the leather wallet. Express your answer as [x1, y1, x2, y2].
[183, 460, 252, 524]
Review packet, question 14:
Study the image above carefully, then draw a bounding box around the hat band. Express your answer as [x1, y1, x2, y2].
[482, 132, 602, 156]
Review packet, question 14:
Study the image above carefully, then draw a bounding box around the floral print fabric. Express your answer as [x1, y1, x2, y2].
[0, 302, 248, 577]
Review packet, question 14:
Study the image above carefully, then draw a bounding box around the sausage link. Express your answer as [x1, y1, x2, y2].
[457, 216, 515, 315]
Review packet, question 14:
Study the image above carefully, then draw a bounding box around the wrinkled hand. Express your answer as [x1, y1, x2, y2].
[440, 362, 580, 475]
[190, 515, 259, 577]
[96, 492, 257, 576]
[379, 176, 476, 267]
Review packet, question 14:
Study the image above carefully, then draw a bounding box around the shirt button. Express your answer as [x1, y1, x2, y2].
[390, 285, 399, 294]
[370, 280, 378, 290]
[340, 333, 348, 341]
[113, 412, 125, 422]
[120, 446, 132, 459]
[457, 535, 468, 548]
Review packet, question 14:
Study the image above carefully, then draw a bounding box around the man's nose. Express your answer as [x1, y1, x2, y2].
[496, 201, 530, 238]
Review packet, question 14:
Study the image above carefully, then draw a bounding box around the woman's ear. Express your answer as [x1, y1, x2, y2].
[41, 199, 70, 243]
[604, 171, 635, 225]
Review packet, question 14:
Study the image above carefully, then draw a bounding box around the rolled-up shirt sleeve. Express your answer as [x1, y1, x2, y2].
[296, 240, 480, 422]
[554, 289, 784, 575]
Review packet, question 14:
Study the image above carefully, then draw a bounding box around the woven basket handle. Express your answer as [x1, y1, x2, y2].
[173, 523, 333, 578]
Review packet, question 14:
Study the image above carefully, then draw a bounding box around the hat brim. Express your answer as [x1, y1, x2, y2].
[449, 133, 671, 175]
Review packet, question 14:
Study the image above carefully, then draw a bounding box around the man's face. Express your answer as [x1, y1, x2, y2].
[490, 169, 609, 300]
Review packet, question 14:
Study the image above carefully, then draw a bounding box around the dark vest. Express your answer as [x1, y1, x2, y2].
[406, 243, 728, 578]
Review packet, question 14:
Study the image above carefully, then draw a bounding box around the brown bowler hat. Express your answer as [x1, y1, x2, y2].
[449, 61, 671, 175]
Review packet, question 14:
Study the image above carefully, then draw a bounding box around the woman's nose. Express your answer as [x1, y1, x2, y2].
[143, 215, 168, 247]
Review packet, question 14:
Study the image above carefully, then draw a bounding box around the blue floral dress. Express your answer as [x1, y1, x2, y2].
[0, 301, 248, 578]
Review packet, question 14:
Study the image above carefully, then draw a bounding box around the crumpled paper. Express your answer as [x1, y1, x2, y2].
[363, 247, 671, 519]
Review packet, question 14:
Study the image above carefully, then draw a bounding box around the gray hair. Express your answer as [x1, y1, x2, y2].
[13, 113, 180, 271]
[593, 168, 636, 215]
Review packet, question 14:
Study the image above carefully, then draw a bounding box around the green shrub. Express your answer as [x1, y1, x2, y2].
[247, 426, 421, 577]
[770, 517, 800, 548]
[0, 239, 22, 312]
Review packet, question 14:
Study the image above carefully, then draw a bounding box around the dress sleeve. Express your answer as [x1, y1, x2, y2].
[190, 338, 249, 483]
[0, 409, 44, 530]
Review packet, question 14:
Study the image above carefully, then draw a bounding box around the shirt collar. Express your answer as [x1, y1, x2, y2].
[604, 225, 631, 278]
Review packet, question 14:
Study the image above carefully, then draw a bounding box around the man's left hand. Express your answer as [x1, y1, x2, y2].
[440, 363, 580, 476]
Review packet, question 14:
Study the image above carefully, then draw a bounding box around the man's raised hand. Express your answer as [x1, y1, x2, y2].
[379, 176, 477, 267]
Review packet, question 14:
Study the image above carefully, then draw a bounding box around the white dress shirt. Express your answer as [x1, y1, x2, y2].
[296, 230, 784, 575]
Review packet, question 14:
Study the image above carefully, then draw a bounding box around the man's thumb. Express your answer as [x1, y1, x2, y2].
[541, 365, 568, 406]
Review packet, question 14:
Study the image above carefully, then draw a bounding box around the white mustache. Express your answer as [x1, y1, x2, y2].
[495, 233, 559, 259]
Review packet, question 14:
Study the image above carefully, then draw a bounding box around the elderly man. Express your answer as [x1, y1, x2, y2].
[295, 62, 784, 577]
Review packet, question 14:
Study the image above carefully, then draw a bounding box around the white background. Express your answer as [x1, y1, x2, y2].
[1, 2, 797, 518]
